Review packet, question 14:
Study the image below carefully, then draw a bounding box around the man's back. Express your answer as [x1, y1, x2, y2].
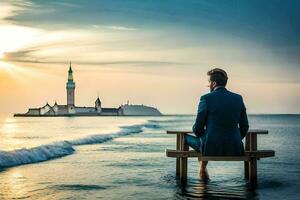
[193, 87, 249, 156]
[186, 68, 249, 179]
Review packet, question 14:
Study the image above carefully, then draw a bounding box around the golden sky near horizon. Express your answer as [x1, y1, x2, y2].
[0, 1, 300, 114]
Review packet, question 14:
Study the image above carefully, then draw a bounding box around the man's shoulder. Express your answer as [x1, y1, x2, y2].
[200, 93, 210, 100]
[230, 92, 244, 102]
[227, 90, 243, 101]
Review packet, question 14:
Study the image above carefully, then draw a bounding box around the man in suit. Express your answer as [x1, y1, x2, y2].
[185, 68, 249, 179]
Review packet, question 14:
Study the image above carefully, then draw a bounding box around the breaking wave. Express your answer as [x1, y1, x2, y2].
[0, 122, 159, 169]
[0, 141, 75, 168]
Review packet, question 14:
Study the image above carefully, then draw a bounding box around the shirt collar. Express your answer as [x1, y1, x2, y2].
[214, 86, 226, 91]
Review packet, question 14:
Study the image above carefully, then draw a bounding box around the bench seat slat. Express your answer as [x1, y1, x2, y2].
[166, 149, 275, 161]
[166, 129, 268, 135]
[166, 130, 192, 134]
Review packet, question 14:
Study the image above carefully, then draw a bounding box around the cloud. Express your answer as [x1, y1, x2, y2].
[52, 2, 81, 8]
[2, 55, 185, 67]
[3, 49, 36, 60]
[0, 1, 25, 22]
[1, 43, 186, 67]
[92, 24, 137, 31]
[105, 26, 137, 31]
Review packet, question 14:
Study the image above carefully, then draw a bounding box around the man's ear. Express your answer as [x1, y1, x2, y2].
[212, 81, 217, 88]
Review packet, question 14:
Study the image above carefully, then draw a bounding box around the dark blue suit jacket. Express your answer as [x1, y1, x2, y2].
[193, 87, 249, 156]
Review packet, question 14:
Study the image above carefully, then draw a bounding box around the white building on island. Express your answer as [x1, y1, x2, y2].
[14, 63, 162, 117]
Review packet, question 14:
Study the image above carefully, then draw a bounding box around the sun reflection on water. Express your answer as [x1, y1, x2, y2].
[1, 117, 17, 135]
[0, 116, 23, 150]
[0, 170, 29, 199]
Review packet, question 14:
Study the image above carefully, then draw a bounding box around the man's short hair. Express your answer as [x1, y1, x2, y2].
[207, 68, 228, 86]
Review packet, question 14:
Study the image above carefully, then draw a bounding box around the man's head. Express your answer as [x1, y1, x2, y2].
[207, 68, 228, 92]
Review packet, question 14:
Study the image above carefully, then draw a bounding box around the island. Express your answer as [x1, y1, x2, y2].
[14, 63, 162, 117]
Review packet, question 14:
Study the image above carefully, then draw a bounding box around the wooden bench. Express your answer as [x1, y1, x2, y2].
[166, 129, 275, 185]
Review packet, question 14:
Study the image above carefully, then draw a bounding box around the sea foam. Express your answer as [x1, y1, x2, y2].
[0, 122, 158, 169]
[0, 141, 75, 168]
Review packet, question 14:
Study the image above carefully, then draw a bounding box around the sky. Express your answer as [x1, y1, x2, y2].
[0, 0, 299, 114]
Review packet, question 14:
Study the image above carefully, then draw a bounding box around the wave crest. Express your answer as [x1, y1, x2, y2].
[0, 141, 74, 168]
[0, 121, 158, 169]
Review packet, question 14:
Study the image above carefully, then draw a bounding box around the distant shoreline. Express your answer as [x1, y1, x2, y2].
[11, 113, 300, 117]
[13, 114, 164, 117]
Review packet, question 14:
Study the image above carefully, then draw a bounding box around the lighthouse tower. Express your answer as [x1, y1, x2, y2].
[66, 62, 76, 114]
[95, 97, 102, 113]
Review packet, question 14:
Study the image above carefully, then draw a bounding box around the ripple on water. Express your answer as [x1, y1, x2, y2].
[256, 179, 285, 189]
[52, 184, 110, 191]
[161, 174, 260, 200]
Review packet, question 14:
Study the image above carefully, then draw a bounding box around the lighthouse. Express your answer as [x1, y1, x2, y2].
[66, 62, 76, 113]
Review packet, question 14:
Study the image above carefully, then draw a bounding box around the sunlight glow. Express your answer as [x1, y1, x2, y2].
[0, 61, 12, 70]
[6, 170, 26, 196]
[0, 25, 41, 53]
[0, 50, 4, 58]
[1, 117, 17, 134]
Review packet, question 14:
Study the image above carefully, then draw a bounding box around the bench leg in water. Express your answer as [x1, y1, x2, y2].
[244, 161, 250, 180]
[176, 134, 181, 177]
[179, 135, 188, 184]
[249, 133, 258, 184]
[176, 158, 180, 177]
[249, 158, 257, 184]
[180, 157, 188, 184]
[244, 134, 250, 180]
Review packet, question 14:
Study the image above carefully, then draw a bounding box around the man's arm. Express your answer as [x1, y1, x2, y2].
[239, 97, 249, 139]
[192, 95, 208, 137]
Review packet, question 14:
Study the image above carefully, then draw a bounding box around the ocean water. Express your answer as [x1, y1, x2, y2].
[0, 114, 299, 200]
